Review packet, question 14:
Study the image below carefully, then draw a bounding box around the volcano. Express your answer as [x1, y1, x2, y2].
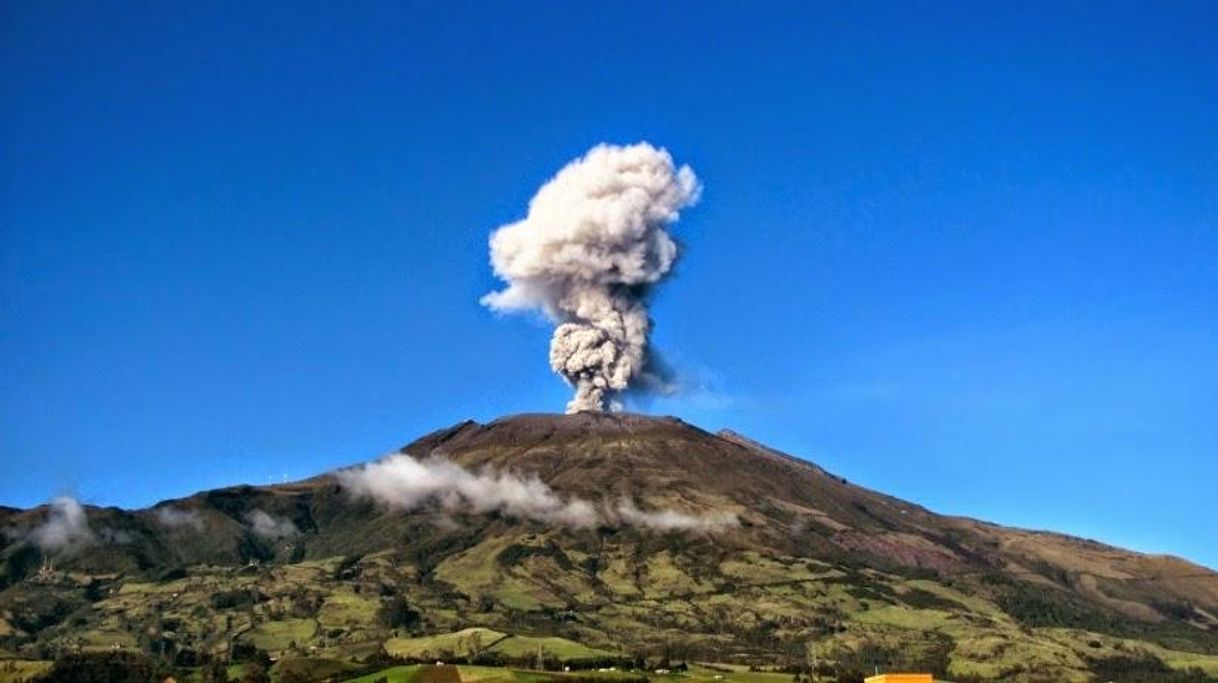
[2, 413, 1217, 681]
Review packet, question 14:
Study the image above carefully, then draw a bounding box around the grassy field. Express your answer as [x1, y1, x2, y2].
[3, 543, 1216, 682]
[245, 618, 319, 652]
[383, 627, 615, 663]
[385, 627, 510, 659]
[276, 656, 365, 681]
[342, 663, 802, 683]
[319, 591, 383, 628]
[487, 635, 617, 661]
[344, 664, 425, 683]
[0, 659, 52, 683]
[681, 665, 797, 683]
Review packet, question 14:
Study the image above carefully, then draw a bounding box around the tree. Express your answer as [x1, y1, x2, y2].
[468, 630, 484, 661]
[380, 595, 421, 630]
[241, 659, 270, 683]
[203, 657, 230, 683]
[279, 669, 310, 683]
[41, 651, 157, 683]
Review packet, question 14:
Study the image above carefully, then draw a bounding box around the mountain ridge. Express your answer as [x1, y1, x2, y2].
[2, 412, 1203, 570]
[4, 412, 1216, 594]
[2, 412, 1217, 681]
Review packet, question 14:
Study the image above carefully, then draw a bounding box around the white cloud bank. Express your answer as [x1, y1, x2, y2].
[336, 454, 599, 527]
[153, 506, 205, 532]
[336, 454, 735, 533]
[245, 510, 299, 540]
[29, 496, 95, 552]
[15, 496, 138, 553]
[615, 498, 738, 532]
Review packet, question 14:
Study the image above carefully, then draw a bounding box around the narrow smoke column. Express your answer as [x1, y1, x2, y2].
[482, 143, 700, 413]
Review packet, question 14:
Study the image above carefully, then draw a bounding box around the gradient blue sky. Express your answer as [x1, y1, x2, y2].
[2, 1, 1215, 568]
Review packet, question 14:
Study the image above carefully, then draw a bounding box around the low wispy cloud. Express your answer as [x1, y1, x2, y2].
[337, 454, 736, 533]
[154, 506, 205, 532]
[245, 510, 299, 540]
[30, 496, 95, 553]
[337, 454, 599, 528]
[615, 498, 738, 532]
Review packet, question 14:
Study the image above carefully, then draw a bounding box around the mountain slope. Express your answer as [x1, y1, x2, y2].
[2, 413, 1216, 681]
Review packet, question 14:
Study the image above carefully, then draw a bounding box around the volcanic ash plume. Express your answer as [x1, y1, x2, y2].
[482, 143, 701, 412]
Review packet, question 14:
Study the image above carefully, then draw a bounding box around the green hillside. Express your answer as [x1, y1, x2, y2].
[2, 413, 1217, 682]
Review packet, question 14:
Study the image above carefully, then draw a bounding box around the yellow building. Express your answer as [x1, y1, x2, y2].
[864, 675, 933, 683]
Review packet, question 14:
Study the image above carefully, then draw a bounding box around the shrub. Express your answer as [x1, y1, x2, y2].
[380, 595, 421, 629]
[40, 651, 158, 683]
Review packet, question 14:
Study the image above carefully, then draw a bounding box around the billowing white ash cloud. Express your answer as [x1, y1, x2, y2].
[482, 142, 701, 413]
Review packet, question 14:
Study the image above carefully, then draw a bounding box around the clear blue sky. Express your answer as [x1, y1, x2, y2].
[2, 2, 1215, 569]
